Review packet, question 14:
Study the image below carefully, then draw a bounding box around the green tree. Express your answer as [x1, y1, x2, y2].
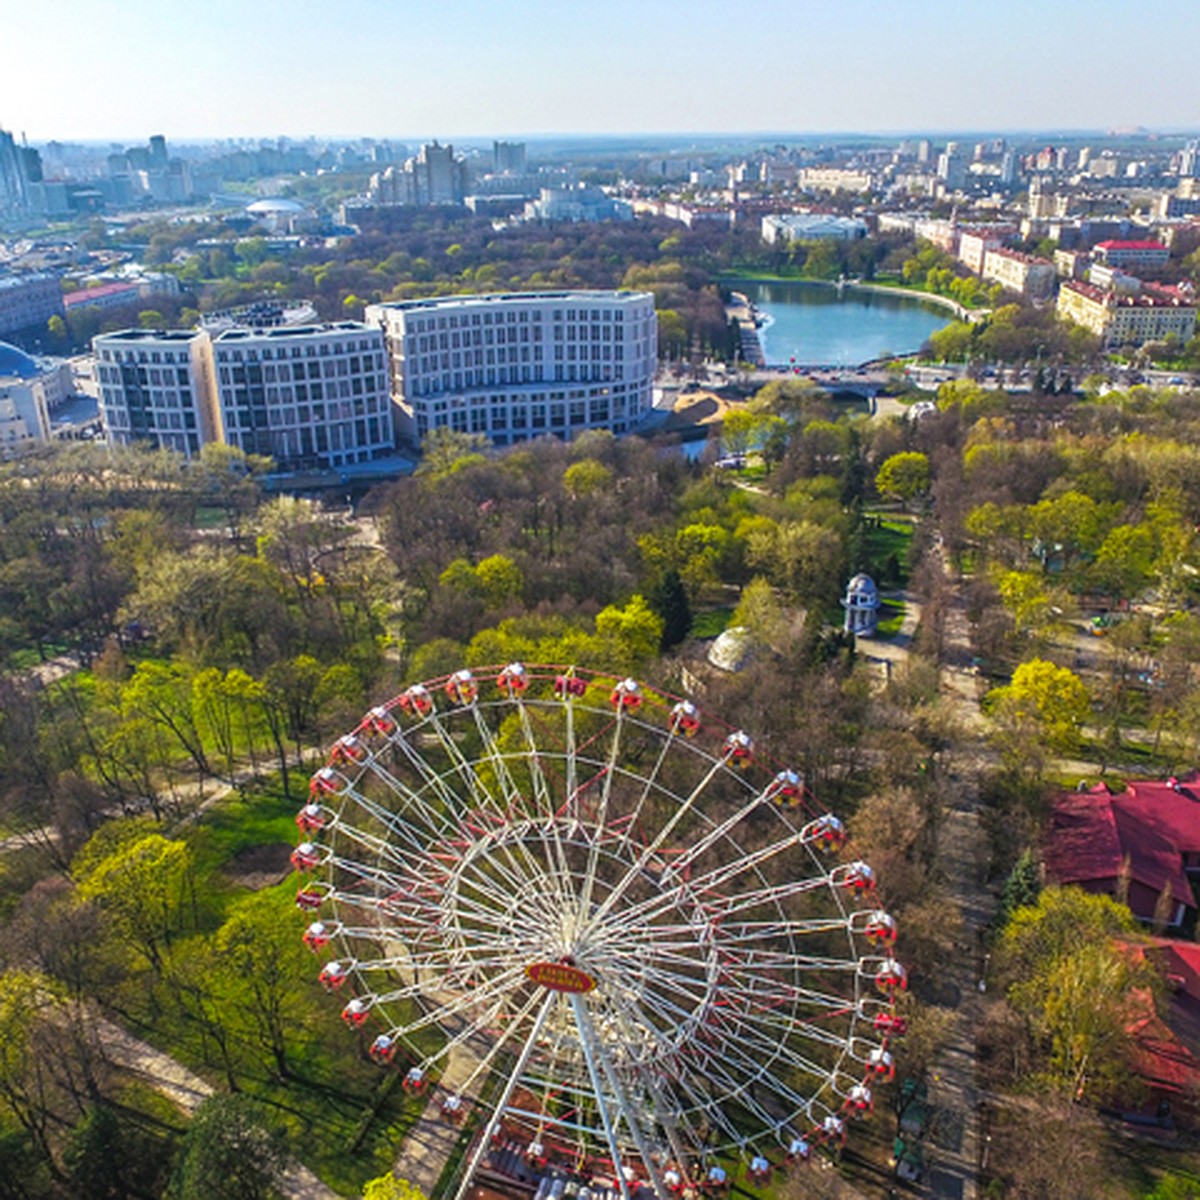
[213, 891, 309, 1079]
[875, 451, 930, 503]
[416, 428, 488, 479]
[988, 658, 1091, 753]
[76, 831, 191, 971]
[1091, 524, 1156, 601]
[648, 568, 692, 650]
[720, 408, 759, 459]
[475, 554, 524, 609]
[172, 1094, 286, 1200]
[362, 1174, 427, 1200]
[64, 1103, 170, 1200]
[0, 969, 67, 1176]
[595, 595, 664, 670]
[1001, 888, 1153, 1101]
[562, 459, 613, 498]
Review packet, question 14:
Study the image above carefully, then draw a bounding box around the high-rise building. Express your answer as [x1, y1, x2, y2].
[211, 322, 394, 470]
[365, 291, 657, 445]
[368, 142, 469, 206]
[95, 322, 396, 469]
[0, 128, 38, 219]
[1180, 141, 1199, 179]
[493, 140, 527, 174]
[936, 143, 966, 189]
[93, 329, 218, 458]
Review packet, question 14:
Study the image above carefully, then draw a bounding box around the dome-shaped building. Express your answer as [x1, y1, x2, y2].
[842, 573, 880, 636]
[0, 341, 41, 380]
[243, 196, 315, 235]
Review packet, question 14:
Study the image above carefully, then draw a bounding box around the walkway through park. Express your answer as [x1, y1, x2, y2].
[96, 1016, 339, 1200]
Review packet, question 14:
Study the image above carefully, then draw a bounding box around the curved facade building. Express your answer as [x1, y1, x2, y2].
[365, 291, 656, 445]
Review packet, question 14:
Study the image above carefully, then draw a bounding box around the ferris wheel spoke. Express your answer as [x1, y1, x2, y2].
[374, 963, 531, 1035]
[698, 1011, 844, 1088]
[602, 994, 698, 1172]
[587, 753, 734, 929]
[349, 766, 465, 858]
[604, 711, 680, 862]
[426, 709, 505, 813]
[576, 702, 632, 921]
[452, 990, 557, 1200]
[469, 705, 525, 808]
[419, 984, 545, 1074]
[571, 994, 669, 1200]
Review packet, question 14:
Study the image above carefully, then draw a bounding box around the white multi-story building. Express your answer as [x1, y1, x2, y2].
[211, 322, 393, 470]
[760, 213, 868, 244]
[94, 329, 219, 459]
[981, 247, 1056, 299]
[365, 291, 657, 446]
[1057, 280, 1197, 348]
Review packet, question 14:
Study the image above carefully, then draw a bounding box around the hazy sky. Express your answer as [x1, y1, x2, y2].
[2, 0, 1198, 142]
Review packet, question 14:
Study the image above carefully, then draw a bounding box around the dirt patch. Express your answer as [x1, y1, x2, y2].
[665, 391, 734, 431]
[223, 842, 294, 890]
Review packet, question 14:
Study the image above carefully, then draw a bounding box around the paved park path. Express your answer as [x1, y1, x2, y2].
[919, 553, 994, 1200]
[97, 1015, 341, 1199]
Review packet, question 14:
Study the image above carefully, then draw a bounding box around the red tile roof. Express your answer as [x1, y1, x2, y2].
[1095, 240, 1167, 251]
[1045, 779, 1200, 911]
[62, 282, 140, 307]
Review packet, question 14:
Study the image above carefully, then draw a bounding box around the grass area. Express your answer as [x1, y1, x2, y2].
[864, 515, 914, 587]
[192, 504, 230, 530]
[7, 641, 72, 671]
[691, 606, 734, 638]
[875, 599, 906, 638]
[86, 776, 437, 1195]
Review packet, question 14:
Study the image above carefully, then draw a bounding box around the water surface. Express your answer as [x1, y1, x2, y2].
[736, 279, 950, 367]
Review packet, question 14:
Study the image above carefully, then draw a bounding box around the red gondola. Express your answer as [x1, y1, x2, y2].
[772, 770, 802, 802]
[342, 998, 370, 1027]
[330, 735, 367, 766]
[369, 1033, 396, 1064]
[319, 961, 351, 991]
[554, 673, 587, 698]
[863, 910, 897, 945]
[670, 700, 701, 737]
[498, 662, 529, 694]
[296, 803, 325, 833]
[363, 706, 397, 737]
[290, 842, 321, 871]
[723, 730, 754, 768]
[303, 921, 333, 951]
[875, 959, 908, 994]
[445, 670, 478, 705]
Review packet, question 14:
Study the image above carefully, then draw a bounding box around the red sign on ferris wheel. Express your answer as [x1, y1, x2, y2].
[526, 961, 597, 994]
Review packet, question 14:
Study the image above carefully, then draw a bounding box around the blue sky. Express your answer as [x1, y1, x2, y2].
[2, 0, 1198, 140]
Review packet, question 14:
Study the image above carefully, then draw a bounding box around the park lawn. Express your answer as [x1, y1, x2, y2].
[875, 599, 906, 638]
[864, 516, 914, 587]
[691, 607, 734, 639]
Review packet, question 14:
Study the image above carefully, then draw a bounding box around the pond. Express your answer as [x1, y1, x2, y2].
[735, 279, 952, 367]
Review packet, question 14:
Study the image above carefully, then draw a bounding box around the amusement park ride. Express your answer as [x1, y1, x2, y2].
[290, 665, 905, 1200]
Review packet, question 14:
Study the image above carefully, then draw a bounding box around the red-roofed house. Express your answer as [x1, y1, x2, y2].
[1093, 239, 1170, 269]
[1117, 939, 1200, 1119]
[1044, 777, 1200, 930]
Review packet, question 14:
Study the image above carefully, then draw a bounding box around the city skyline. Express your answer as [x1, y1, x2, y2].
[3, 0, 1199, 142]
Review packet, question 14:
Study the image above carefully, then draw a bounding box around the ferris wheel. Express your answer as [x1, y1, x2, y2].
[291, 665, 903, 1200]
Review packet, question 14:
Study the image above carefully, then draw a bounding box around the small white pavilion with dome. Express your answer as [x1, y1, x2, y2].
[842, 573, 880, 636]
